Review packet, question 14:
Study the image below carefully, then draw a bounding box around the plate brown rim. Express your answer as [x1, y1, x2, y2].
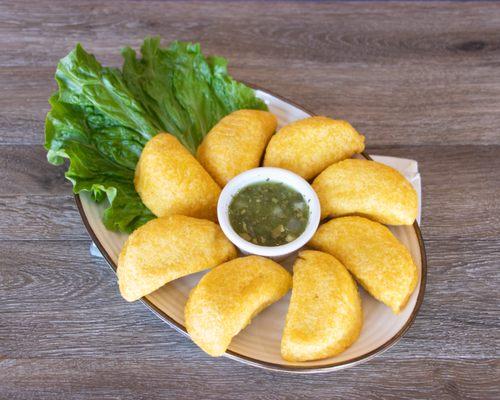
[74, 84, 427, 373]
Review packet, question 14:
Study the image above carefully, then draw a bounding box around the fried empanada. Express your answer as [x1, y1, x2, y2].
[263, 117, 365, 180]
[117, 215, 237, 302]
[309, 216, 418, 314]
[312, 159, 417, 225]
[281, 250, 362, 361]
[185, 256, 292, 357]
[135, 133, 221, 221]
[197, 110, 277, 186]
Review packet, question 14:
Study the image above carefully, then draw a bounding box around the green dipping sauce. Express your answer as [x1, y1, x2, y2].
[228, 181, 310, 247]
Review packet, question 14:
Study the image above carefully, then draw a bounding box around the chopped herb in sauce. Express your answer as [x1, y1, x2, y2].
[228, 181, 309, 246]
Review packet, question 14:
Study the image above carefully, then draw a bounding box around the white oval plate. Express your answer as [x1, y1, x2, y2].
[75, 87, 427, 373]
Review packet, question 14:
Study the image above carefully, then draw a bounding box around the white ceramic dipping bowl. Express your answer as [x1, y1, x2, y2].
[217, 167, 321, 259]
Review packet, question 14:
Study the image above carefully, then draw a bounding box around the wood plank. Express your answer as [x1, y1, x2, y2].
[2, 2, 500, 67]
[1, 1, 500, 145]
[0, 195, 88, 240]
[0, 145, 68, 196]
[0, 358, 498, 400]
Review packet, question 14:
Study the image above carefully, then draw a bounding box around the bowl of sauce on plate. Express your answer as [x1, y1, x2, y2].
[218, 167, 320, 259]
[228, 181, 309, 246]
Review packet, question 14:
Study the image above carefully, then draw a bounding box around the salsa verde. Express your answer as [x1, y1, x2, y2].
[228, 181, 309, 246]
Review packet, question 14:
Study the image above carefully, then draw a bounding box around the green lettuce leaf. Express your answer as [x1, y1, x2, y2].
[121, 38, 266, 153]
[45, 94, 155, 232]
[45, 37, 267, 232]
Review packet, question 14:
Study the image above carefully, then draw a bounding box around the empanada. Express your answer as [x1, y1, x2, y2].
[185, 256, 291, 356]
[281, 250, 362, 361]
[264, 117, 365, 180]
[309, 216, 418, 313]
[197, 110, 277, 186]
[135, 133, 221, 221]
[118, 215, 237, 302]
[312, 159, 417, 225]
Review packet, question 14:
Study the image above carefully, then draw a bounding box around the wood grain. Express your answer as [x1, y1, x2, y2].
[1, 358, 498, 400]
[0, 1, 499, 399]
[2, 1, 500, 146]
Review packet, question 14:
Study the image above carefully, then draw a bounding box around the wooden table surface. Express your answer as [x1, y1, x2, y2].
[1, 1, 499, 399]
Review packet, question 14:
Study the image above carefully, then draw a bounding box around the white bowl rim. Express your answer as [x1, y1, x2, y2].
[217, 167, 321, 258]
[74, 83, 427, 374]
